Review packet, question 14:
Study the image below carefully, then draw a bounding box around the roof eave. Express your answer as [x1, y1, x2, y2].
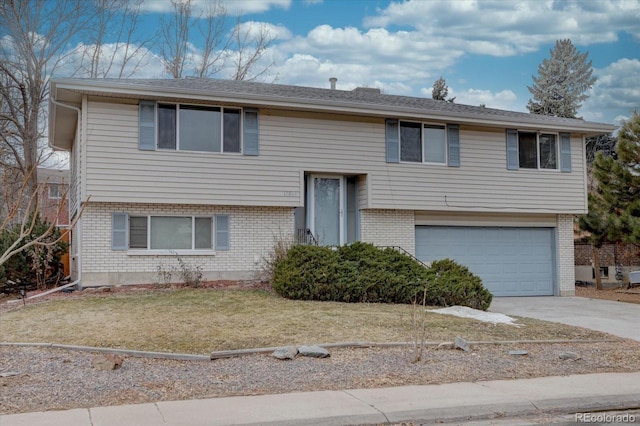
[50, 79, 618, 135]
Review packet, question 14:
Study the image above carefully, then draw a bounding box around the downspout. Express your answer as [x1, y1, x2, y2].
[48, 96, 82, 292]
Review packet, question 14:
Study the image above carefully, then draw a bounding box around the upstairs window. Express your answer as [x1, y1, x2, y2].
[400, 121, 447, 164]
[139, 101, 261, 154]
[157, 103, 241, 153]
[517, 132, 558, 170]
[507, 129, 570, 172]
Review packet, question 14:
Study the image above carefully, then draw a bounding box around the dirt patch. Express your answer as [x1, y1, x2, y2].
[575, 285, 640, 305]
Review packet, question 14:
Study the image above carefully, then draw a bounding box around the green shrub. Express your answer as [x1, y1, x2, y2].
[425, 259, 493, 311]
[272, 243, 493, 310]
[271, 245, 341, 301]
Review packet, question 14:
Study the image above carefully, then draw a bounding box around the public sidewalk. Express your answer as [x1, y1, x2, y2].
[2, 372, 639, 426]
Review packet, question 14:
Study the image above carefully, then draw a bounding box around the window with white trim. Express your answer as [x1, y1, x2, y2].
[156, 103, 241, 153]
[48, 184, 62, 199]
[518, 132, 558, 170]
[129, 216, 213, 250]
[400, 121, 447, 164]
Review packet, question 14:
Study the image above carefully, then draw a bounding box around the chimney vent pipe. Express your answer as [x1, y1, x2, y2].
[329, 77, 337, 90]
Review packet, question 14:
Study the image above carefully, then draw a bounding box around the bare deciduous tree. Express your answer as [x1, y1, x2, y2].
[230, 20, 275, 81]
[0, 167, 85, 269]
[0, 0, 94, 195]
[79, 0, 151, 78]
[159, 0, 192, 78]
[158, 0, 274, 80]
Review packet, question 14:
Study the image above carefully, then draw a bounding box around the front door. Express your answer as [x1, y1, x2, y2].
[308, 175, 344, 246]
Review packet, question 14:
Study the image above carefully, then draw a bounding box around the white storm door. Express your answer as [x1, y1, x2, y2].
[309, 175, 344, 246]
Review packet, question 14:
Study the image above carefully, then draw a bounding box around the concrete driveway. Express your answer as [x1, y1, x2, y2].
[490, 297, 640, 341]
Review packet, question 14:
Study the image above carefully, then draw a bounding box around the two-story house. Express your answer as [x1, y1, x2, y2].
[48, 78, 614, 296]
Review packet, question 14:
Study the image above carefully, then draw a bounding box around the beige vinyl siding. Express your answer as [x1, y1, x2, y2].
[84, 101, 587, 213]
[415, 211, 557, 227]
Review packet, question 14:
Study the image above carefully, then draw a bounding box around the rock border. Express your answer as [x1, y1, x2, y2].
[0, 339, 617, 361]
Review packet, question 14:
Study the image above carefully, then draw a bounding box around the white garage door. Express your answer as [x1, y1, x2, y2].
[415, 226, 555, 296]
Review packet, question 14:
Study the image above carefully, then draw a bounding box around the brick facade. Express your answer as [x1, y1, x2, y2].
[575, 241, 640, 266]
[360, 209, 415, 254]
[557, 214, 576, 296]
[574, 240, 640, 285]
[76, 202, 294, 286]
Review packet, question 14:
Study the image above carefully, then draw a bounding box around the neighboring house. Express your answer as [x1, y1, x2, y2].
[37, 167, 70, 277]
[37, 167, 70, 226]
[48, 78, 615, 296]
[575, 240, 640, 286]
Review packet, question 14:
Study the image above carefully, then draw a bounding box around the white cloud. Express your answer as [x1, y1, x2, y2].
[55, 42, 164, 78]
[418, 85, 520, 110]
[582, 58, 640, 123]
[275, 24, 464, 90]
[139, 0, 291, 16]
[364, 0, 638, 55]
[452, 88, 520, 111]
[234, 21, 293, 41]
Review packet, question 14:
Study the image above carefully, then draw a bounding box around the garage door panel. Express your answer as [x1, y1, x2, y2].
[415, 226, 554, 296]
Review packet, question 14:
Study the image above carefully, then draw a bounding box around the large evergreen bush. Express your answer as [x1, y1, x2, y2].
[271, 242, 493, 310]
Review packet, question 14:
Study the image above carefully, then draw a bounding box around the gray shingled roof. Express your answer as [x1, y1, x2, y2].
[52, 77, 615, 132]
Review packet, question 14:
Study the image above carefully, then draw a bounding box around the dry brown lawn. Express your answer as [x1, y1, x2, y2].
[0, 286, 615, 355]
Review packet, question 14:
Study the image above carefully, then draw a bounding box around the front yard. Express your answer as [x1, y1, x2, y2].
[2, 284, 640, 415]
[0, 286, 615, 354]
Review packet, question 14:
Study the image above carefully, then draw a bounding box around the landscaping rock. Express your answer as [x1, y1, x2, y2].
[509, 350, 529, 356]
[0, 371, 20, 378]
[91, 354, 124, 370]
[298, 345, 330, 358]
[454, 336, 470, 352]
[271, 346, 298, 360]
[437, 342, 453, 349]
[559, 351, 581, 360]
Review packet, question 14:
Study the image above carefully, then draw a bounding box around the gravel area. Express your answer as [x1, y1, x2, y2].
[2, 340, 640, 415]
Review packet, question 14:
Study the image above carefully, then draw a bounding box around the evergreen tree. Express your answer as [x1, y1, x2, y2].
[432, 77, 448, 101]
[581, 111, 640, 247]
[527, 39, 596, 118]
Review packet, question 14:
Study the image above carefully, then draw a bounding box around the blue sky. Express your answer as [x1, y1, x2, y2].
[80, 0, 640, 125]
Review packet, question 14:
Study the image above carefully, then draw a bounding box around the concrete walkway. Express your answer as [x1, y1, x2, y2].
[2, 372, 639, 426]
[490, 296, 640, 341]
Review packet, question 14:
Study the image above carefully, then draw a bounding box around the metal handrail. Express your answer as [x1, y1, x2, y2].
[296, 228, 318, 246]
[379, 245, 429, 268]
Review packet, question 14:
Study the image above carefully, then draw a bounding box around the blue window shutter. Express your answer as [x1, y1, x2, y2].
[243, 108, 259, 156]
[447, 124, 460, 167]
[112, 212, 128, 250]
[560, 132, 571, 172]
[215, 214, 230, 250]
[139, 101, 156, 150]
[386, 119, 399, 163]
[506, 129, 519, 170]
